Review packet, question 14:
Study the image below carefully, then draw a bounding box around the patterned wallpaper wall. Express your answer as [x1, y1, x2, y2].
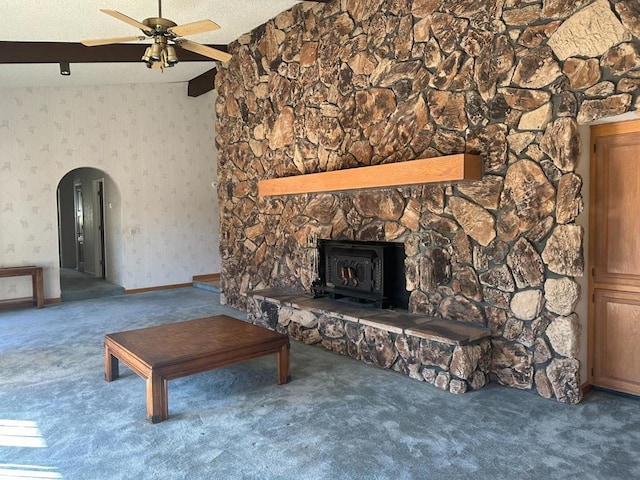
[0, 83, 220, 301]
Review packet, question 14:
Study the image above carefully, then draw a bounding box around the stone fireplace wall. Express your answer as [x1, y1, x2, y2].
[214, 0, 640, 403]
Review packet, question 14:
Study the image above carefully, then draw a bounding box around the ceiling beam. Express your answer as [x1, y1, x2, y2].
[188, 68, 217, 97]
[0, 41, 228, 64]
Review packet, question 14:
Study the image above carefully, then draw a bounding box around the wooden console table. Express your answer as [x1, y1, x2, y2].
[0, 266, 44, 308]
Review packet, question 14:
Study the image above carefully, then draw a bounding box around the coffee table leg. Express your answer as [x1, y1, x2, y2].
[277, 342, 290, 384]
[146, 374, 169, 423]
[104, 346, 119, 381]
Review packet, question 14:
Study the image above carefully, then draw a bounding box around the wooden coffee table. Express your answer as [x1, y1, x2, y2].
[104, 315, 290, 423]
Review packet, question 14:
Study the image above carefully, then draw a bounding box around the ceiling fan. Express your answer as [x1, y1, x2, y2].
[81, 0, 232, 69]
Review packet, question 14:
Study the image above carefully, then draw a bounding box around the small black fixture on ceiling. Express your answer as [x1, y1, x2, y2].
[59, 62, 70, 76]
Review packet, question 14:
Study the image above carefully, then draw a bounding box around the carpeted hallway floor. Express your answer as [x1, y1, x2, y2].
[59, 268, 124, 302]
[1, 288, 639, 479]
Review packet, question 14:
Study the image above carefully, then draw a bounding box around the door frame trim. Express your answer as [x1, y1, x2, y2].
[92, 177, 107, 279]
[588, 118, 640, 387]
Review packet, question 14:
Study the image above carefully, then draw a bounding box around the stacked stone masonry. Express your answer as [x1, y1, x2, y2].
[248, 290, 492, 394]
[215, 0, 640, 404]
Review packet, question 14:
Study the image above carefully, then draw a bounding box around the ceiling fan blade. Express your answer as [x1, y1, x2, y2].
[177, 39, 231, 63]
[81, 36, 145, 47]
[100, 9, 153, 34]
[168, 19, 220, 37]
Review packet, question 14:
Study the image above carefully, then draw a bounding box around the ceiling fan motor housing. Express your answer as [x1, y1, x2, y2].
[142, 17, 178, 36]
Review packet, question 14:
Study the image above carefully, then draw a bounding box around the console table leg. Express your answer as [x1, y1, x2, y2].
[277, 342, 290, 384]
[146, 374, 169, 423]
[33, 268, 44, 308]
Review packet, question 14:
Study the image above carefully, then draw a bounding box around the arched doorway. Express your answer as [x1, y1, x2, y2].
[57, 168, 124, 301]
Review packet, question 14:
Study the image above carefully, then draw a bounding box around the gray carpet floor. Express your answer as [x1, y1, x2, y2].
[1, 288, 639, 479]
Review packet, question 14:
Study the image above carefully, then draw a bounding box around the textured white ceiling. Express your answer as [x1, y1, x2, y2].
[0, 0, 300, 88]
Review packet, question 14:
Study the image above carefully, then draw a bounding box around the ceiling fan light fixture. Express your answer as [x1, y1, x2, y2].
[165, 45, 178, 66]
[142, 46, 153, 63]
[150, 41, 163, 61]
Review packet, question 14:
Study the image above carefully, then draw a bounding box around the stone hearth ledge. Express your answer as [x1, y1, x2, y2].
[248, 288, 492, 394]
[250, 288, 490, 345]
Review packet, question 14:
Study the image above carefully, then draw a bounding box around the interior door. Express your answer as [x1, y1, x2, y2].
[589, 119, 640, 396]
[74, 183, 85, 272]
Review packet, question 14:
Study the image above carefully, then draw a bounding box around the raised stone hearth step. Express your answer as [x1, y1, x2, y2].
[404, 319, 491, 346]
[248, 288, 492, 394]
[250, 288, 490, 345]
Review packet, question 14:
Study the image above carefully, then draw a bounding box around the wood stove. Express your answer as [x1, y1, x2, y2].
[317, 239, 408, 309]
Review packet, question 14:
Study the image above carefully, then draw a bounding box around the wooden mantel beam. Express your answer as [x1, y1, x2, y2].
[258, 154, 482, 197]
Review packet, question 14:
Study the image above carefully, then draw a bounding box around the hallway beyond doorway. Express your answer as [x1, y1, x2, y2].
[59, 268, 124, 302]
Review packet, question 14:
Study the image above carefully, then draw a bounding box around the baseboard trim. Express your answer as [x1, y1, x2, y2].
[192, 273, 220, 282]
[125, 283, 193, 295]
[581, 383, 593, 396]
